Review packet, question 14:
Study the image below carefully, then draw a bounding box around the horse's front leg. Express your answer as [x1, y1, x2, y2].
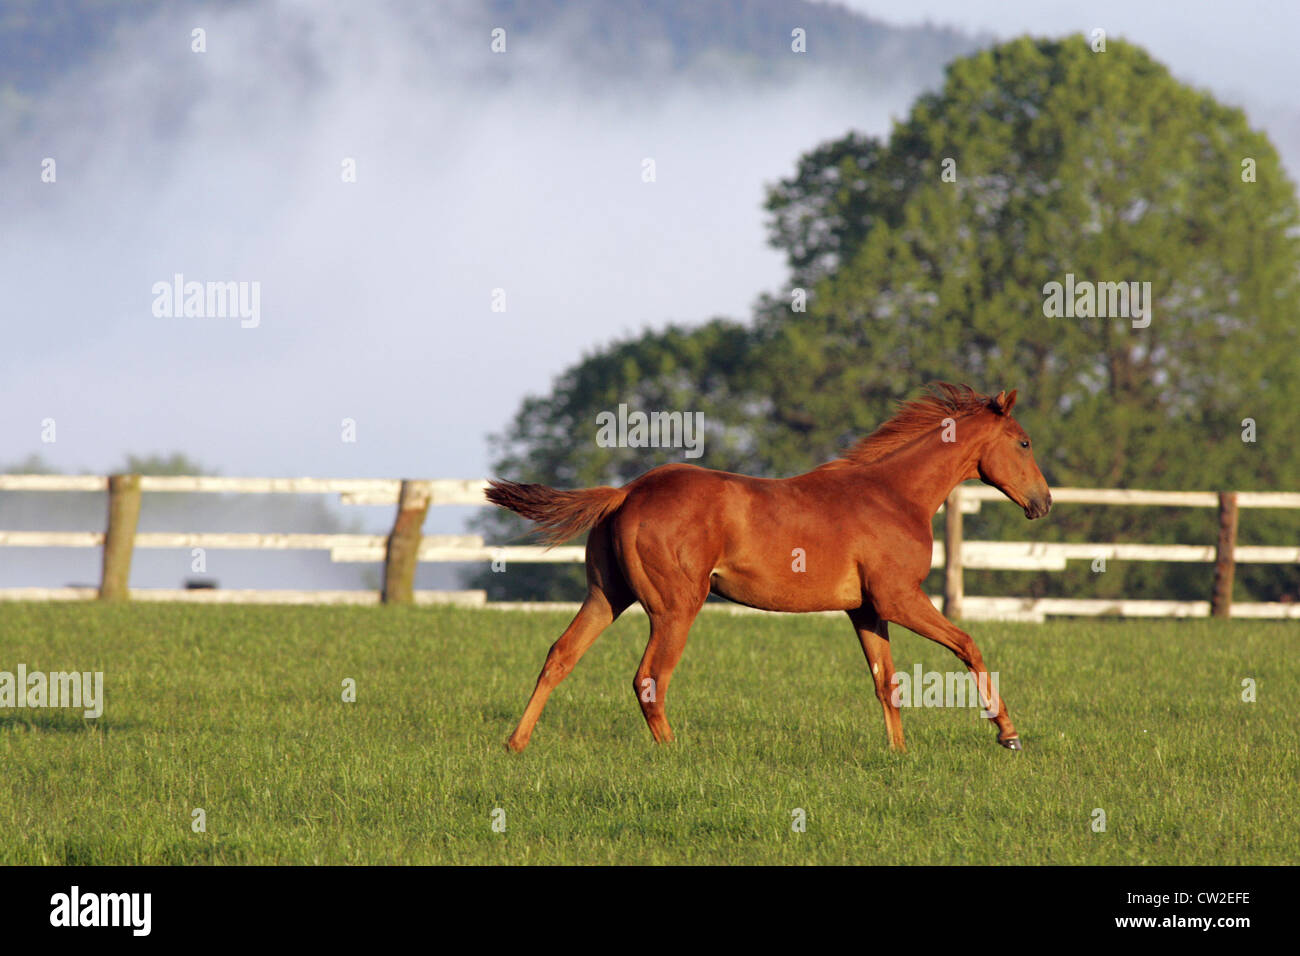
[879, 587, 1021, 749]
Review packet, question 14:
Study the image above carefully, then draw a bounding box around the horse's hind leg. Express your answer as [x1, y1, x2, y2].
[633, 610, 700, 743]
[506, 524, 632, 752]
[613, 516, 710, 743]
[629, 609, 693, 742]
[847, 606, 905, 752]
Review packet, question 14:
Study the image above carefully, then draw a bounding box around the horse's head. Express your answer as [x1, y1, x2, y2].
[976, 390, 1052, 520]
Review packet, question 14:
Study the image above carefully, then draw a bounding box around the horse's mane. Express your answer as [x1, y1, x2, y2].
[840, 382, 992, 465]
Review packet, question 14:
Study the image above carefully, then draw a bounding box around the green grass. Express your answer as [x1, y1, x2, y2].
[0, 603, 1295, 864]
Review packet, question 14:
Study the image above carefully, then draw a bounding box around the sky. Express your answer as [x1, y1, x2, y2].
[835, 0, 1298, 115]
[1, 0, 1296, 550]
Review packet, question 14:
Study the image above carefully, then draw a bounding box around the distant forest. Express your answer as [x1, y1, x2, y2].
[0, 0, 982, 101]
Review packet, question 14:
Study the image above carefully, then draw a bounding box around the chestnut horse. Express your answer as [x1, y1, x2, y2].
[487, 383, 1052, 753]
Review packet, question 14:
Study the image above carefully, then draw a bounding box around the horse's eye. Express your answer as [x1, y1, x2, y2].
[1019, 440, 1030, 449]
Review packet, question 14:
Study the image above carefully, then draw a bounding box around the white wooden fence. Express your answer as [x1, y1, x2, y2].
[1, 475, 1298, 621]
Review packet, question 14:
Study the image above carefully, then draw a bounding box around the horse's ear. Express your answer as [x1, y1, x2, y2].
[990, 390, 1018, 415]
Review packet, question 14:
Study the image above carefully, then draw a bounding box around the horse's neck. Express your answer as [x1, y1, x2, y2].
[868, 422, 987, 518]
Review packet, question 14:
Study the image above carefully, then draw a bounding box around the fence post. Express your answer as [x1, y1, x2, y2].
[1211, 491, 1239, 618]
[944, 486, 964, 620]
[99, 474, 142, 601]
[383, 480, 432, 604]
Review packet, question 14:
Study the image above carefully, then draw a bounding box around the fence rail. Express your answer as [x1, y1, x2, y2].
[1, 474, 1297, 620]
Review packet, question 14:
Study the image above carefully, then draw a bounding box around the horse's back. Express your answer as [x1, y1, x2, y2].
[608, 462, 869, 612]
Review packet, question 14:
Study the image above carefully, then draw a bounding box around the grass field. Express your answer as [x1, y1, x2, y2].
[0, 602, 1295, 865]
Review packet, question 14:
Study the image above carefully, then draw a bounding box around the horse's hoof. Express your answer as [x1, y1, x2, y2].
[998, 735, 1023, 751]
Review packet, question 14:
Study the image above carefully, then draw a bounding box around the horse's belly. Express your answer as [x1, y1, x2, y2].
[709, 562, 861, 613]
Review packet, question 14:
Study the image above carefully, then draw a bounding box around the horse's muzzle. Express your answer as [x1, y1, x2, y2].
[1024, 491, 1053, 520]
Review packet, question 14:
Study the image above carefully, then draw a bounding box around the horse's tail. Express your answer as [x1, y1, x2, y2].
[485, 480, 628, 547]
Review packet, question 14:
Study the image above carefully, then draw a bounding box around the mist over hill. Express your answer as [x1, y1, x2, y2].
[0, 0, 981, 103]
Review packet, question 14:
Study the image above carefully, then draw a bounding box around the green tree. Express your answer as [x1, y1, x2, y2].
[120, 452, 211, 476]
